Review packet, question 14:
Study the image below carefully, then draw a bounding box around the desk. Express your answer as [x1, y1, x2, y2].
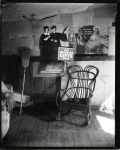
[32, 61, 65, 97]
[35, 72, 65, 98]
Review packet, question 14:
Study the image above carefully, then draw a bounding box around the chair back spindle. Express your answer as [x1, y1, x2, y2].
[64, 65, 99, 102]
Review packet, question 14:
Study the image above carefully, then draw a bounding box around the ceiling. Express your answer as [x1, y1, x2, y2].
[2, 3, 116, 22]
[2, 3, 95, 22]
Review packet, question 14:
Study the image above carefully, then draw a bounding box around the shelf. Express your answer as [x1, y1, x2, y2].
[1, 54, 115, 62]
[74, 54, 115, 61]
[30, 55, 115, 62]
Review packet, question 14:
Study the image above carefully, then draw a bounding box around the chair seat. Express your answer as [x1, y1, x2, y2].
[60, 98, 89, 115]
[61, 98, 89, 112]
[64, 98, 89, 105]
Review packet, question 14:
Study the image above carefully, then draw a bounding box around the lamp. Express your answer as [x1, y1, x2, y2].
[18, 47, 31, 114]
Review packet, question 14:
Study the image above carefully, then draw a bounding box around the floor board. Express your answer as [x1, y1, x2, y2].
[2, 100, 115, 147]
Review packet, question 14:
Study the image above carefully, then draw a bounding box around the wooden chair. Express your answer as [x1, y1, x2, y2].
[56, 65, 99, 125]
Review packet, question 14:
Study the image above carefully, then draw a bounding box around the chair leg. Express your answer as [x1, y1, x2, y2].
[56, 101, 62, 121]
[86, 105, 92, 125]
[87, 112, 91, 124]
[57, 112, 61, 121]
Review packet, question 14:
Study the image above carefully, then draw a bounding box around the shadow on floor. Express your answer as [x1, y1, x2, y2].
[12, 97, 59, 121]
[12, 96, 74, 122]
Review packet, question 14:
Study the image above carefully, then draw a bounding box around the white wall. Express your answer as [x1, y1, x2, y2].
[2, 20, 34, 55]
[72, 5, 116, 34]
[72, 9, 93, 33]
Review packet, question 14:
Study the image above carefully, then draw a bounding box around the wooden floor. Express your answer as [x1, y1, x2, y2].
[2, 99, 115, 148]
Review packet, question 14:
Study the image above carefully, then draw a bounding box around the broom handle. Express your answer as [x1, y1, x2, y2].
[20, 68, 26, 114]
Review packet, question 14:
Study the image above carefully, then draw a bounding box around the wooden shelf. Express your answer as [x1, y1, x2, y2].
[74, 54, 115, 61]
[1, 54, 115, 62]
[30, 55, 115, 62]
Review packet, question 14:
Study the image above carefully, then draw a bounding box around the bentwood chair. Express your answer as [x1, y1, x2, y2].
[56, 65, 99, 125]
